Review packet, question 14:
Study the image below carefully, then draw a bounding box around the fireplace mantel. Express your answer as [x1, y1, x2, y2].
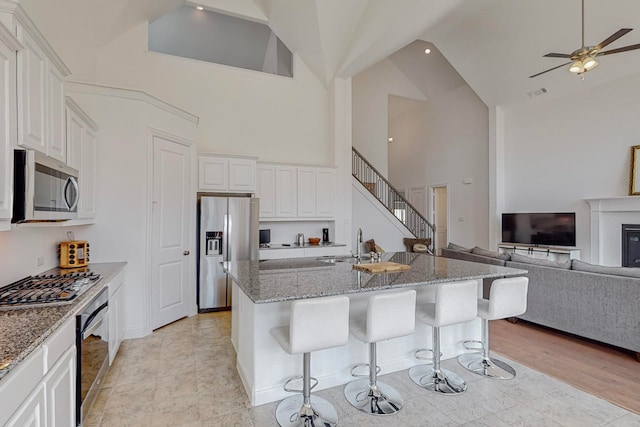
[585, 196, 640, 265]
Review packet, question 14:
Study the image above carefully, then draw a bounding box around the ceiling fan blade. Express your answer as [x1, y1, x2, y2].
[543, 53, 572, 58]
[598, 43, 640, 56]
[595, 28, 633, 50]
[529, 61, 572, 78]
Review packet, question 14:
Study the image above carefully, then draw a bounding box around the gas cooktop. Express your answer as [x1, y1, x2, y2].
[0, 271, 101, 310]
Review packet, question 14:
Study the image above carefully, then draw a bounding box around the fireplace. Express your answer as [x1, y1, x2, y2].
[622, 224, 640, 268]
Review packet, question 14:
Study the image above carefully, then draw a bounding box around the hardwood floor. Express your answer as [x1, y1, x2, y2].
[490, 319, 640, 415]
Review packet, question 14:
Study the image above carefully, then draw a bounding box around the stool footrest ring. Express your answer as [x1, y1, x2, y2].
[283, 375, 318, 393]
[414, 348, 440, 361]
[463, 340, 484, 352]
[350, 362, 381, 378]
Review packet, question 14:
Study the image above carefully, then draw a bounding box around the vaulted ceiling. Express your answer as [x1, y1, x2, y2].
[20, 0, 640, 109]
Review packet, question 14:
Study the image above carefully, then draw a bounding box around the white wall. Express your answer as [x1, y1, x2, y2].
[0, 225, 92, 285]
[352, 58, 426, 176]
[503, 72, 640, 262]
[66, 85, 198, 338]
[388, 96, 428, 190]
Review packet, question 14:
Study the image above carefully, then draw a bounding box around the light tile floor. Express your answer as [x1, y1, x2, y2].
[86, 312, 640, 426]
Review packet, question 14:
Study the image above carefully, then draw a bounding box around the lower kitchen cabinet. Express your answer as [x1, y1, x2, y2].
[108, 271, 126, 364]
[0, 317, 76, 426]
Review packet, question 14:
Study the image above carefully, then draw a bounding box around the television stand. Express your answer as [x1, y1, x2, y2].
[498, 243, 580, 263]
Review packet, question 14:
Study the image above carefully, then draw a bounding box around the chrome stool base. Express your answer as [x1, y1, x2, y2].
[275, 394, 338, 427]
[457, 353, 516, 380]
[344, 379, 403, 415]
[408, 365, 467, 395]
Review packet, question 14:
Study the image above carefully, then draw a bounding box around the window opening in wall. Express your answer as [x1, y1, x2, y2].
[148, 6, 293, 77]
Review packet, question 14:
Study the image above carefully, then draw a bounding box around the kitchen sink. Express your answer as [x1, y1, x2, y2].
[317, 255, 371, 263]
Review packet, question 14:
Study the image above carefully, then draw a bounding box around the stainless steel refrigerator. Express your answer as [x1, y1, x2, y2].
[198, 195, 259, 311]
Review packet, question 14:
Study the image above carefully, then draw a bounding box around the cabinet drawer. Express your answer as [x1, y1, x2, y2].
[44, 317, 75, 371]
[0, 347, 45, 425]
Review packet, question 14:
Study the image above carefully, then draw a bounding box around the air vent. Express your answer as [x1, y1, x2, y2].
[527, 88, 548, 98]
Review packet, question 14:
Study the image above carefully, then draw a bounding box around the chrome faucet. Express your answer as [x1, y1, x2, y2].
[355, 228, 363, 260]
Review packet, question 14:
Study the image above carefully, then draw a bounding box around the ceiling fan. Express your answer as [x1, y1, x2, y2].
[529, 0, 640, 79]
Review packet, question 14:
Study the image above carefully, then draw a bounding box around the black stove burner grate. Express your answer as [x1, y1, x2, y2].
[0, 272, 101, 307]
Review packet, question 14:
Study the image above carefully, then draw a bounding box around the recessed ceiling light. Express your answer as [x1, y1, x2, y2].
[196, 6, 204, 10]
[424, 48, 431, 54]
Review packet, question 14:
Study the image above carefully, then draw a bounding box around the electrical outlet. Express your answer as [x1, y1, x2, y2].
[36, 256, 44, 267]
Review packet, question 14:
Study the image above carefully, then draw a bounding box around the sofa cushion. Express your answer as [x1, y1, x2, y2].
[403, 238, 432, 252]
[510, 253, 571, 269]
[447, 242, 472, 252]
[472, 246, 510, 261]
[571, 259, 640, 278]
[441, 248, 507, 266]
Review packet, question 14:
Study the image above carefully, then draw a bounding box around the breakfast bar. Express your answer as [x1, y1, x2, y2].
[225, 252, 527, 406]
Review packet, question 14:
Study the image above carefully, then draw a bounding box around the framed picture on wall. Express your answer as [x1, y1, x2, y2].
[630, 145, 640, 195]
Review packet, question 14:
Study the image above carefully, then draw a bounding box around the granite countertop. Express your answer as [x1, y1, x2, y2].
[0, 262, 127, 382]
[260, 242, 347, 250]
[224, 252, 527, 304]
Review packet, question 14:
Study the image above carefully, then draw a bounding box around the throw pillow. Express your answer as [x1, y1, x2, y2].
[413, 243, 428, 253]
[446, 242, 472, 252]
[364, 239, 377, 253]
[509, 253, 571, 269]
[472, 246, 511, 261]
[571, 259, 640, 278]
[403, 238, 432, 252]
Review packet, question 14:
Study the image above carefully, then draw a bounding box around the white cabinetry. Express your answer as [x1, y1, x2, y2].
[256, 162, 335, 220]
[0, 23, 21, 231]
[108, 270, 126, 364]
[297, 167, 334, 218]
[15, 10, 70, 163]
[498, 244, 580, 262]
[198, 154, 256, 193]
[0, 316, 76, 427]
[66, 97, 99, 219]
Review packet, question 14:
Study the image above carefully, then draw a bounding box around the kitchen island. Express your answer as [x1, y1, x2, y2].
[225, 252, 527, 406]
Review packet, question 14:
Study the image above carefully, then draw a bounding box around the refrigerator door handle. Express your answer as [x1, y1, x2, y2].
[225, 214, 232, 261]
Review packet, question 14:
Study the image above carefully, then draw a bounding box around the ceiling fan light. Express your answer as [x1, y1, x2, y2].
[583, 56, 598, 70]
[569, 60, 584, 73]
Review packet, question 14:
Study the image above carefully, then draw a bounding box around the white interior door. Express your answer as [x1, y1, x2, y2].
[430, 185, 448, 255]
[151, 136, 191, 330]
[408, 186, 427, 217]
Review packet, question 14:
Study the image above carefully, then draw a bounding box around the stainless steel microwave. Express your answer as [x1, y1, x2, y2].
[12, 150, 79, 222]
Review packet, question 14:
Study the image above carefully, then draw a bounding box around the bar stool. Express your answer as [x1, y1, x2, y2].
[344, 289, 416, 415]
[270, 295, 350, 427]
[409, 280, 478, 394]
[458, 276, 529, 380]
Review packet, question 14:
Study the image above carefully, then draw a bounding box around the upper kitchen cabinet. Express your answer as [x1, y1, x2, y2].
[256, 162, 335, 220]
[66, 97, 99, 219]
[12, 6, 70, 162]
[0, 22, 22, 231]
[198, 154, 256, 193]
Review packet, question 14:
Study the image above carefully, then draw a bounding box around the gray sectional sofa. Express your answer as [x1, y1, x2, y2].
[441, 245, 640, 358]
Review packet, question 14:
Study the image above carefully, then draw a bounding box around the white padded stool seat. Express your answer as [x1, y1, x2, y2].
[344, 290, 416, 416]
[409, 280, 478, 395]
[458, 276, 529, 380]
[271, 295, 350, 354]
[271, 295, 349, 427]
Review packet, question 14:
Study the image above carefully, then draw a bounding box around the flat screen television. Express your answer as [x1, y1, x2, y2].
[501, 212, 576, 247]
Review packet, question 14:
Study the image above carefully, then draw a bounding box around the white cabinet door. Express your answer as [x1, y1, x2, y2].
[17, 26, 47, 154]
[45, 347, 76, 427]
[65, 108, 83, 170]
[315, 169, 334, 218]
[5, 383, 46, 427]
[108, 274, 125, 364]
[297, 167, 316, 217]
[80, 129, 97, 218]
[0, 27, 18, 227]
[228, 158, 256, 192]
[198, 157, 228, 191]
[256, 165, 275, 217]
[275, 166, 296, 217]
[65, 98, 99, 219]
[47, 65, 66, 162]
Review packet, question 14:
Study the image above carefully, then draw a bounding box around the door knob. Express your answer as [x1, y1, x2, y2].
[183, 250, 190, 256]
